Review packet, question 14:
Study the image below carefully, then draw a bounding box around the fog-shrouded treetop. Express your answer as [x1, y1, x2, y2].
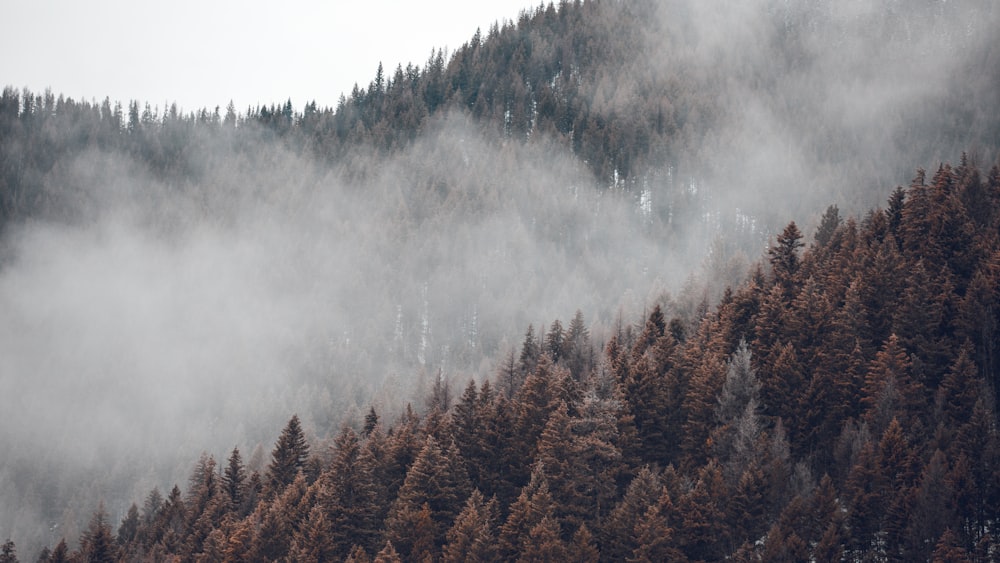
[0, 0, 538, 113]
[1, 0, 998, 557]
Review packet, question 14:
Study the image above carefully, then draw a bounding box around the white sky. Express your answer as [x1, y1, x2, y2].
[1, 0, 536, 114]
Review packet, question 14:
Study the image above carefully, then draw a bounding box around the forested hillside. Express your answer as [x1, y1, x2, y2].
[16, 158, 1000, 562]
[1, 0, 999, 560]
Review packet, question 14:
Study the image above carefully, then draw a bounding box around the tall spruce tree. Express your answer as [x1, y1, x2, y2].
[267, 415, 310, 495]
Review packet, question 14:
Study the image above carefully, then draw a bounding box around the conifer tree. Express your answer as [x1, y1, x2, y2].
[153, 485, 187, 552]
[442, 489, 499, 563]
[630, 489, 684, 562]
[903, 449, 956, 561]
[935, 344, 981, 428]
[498, 463, 556, 560]
[602, 466, 662, 562]
[680, 350, 727, 465]
[116, 503, 140, 546]
[320, 425, 381, 557]
[80, 505, 118, 563]
[452, 379, 486, 485]
[0, 540, 15, 563]
[363, 406, 379, 437]
[257, 472, 315, 561]
[385, 436, 470, 559]
[513, 355, 564, 466]
[567, 524, 600, 563]
[49, 539, 69, 563]
[545, 319, 566, 364]
[223, 518, 253, 562]
[930, 528, 972, 563]
[622, 324, 677, 465]
[267, 415, 310, 495]
[288, 505, 336, 563]
[768, 221, 804, 297]
[518, 324, 541, 383]
[728, 465, 768, 547]
[674, 461, 729, 561]
[564, 310, 593, 380]
[519, 516, 569, 562]
[374, 540, 403, 563]
[861, 334, 922, 436]
[223, 446, 247, 514]
[814, 204, 841, 248]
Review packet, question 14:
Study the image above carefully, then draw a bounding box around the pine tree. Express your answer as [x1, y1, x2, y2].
[930, 528, 972, 563]
[152, 485, 187, 552]
[935, 344, 980, 428]
[674, 462, 728, 561]
[814, 204, 841, 248]
[374, 540, 403, 563]
[254, 472, 314, 562]
[49, 539, 69, 563]
[223, 446, 247, 514]
[223, 518, 253, 562]
[764, 342, 805, 439]
[442, 489, 499, 563]
[319, 425, 381, 557]
[267, 415, 310, 495]
[861, 334, 922, 436]
[622, 312, 678, 465]
[453, 379, 486, 486]
[498, 463, 556, 560]
[518, 516, 568, 562]
[288, 505, 336, 562]
[769, 221, 804, 297]
[564, 310, 593, 380]
[0, 540, 16, 563]
[680, 351, 727, 466]
[545, 319, 566, 364]
[903, 449, 956, 561]
[518, 324, 541, 384]
[715, 339, 760, 425]
[364, 406, 380, 437]
[385, 436, 471, 559]
[513, 355, 564, 465]
[566, 524, 600, 563]
[631, 489, 684, 562]
[80, 505, 118, 563]
[116, 503, 140, 545]
[728, 465, 768, 548]
[602, 466, 662, 562]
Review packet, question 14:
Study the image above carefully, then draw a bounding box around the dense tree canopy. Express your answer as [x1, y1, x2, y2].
[2, 0, 1000, 560]
[10, 153, 995, 561]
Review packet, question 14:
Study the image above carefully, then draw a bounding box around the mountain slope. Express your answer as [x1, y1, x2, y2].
[1, 0, 999, 557]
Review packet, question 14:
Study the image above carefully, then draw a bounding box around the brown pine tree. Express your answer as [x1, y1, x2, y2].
[373, 540, 403, 563]
[601, 466, 662, 562]
[442, 489, 499, 563]
[318, 425, 380, 557]
[288, 505, 336, 562]
[566, 524, 600, 563]
[384, 436, 470, 559]
[518, 516, 568, 562]
[631, 489, 684, 562]
[79, 505, 118, 563]
[930, 528, 972, 563]
[498, 463, 556, 560]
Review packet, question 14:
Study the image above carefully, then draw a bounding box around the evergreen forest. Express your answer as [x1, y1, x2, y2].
[2, 0, 1000, 561]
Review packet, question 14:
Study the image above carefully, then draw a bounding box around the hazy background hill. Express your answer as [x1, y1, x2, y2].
[1, 0, 998, 554]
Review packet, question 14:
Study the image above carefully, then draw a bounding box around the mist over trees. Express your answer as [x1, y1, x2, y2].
[1, 0, 999, 559]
